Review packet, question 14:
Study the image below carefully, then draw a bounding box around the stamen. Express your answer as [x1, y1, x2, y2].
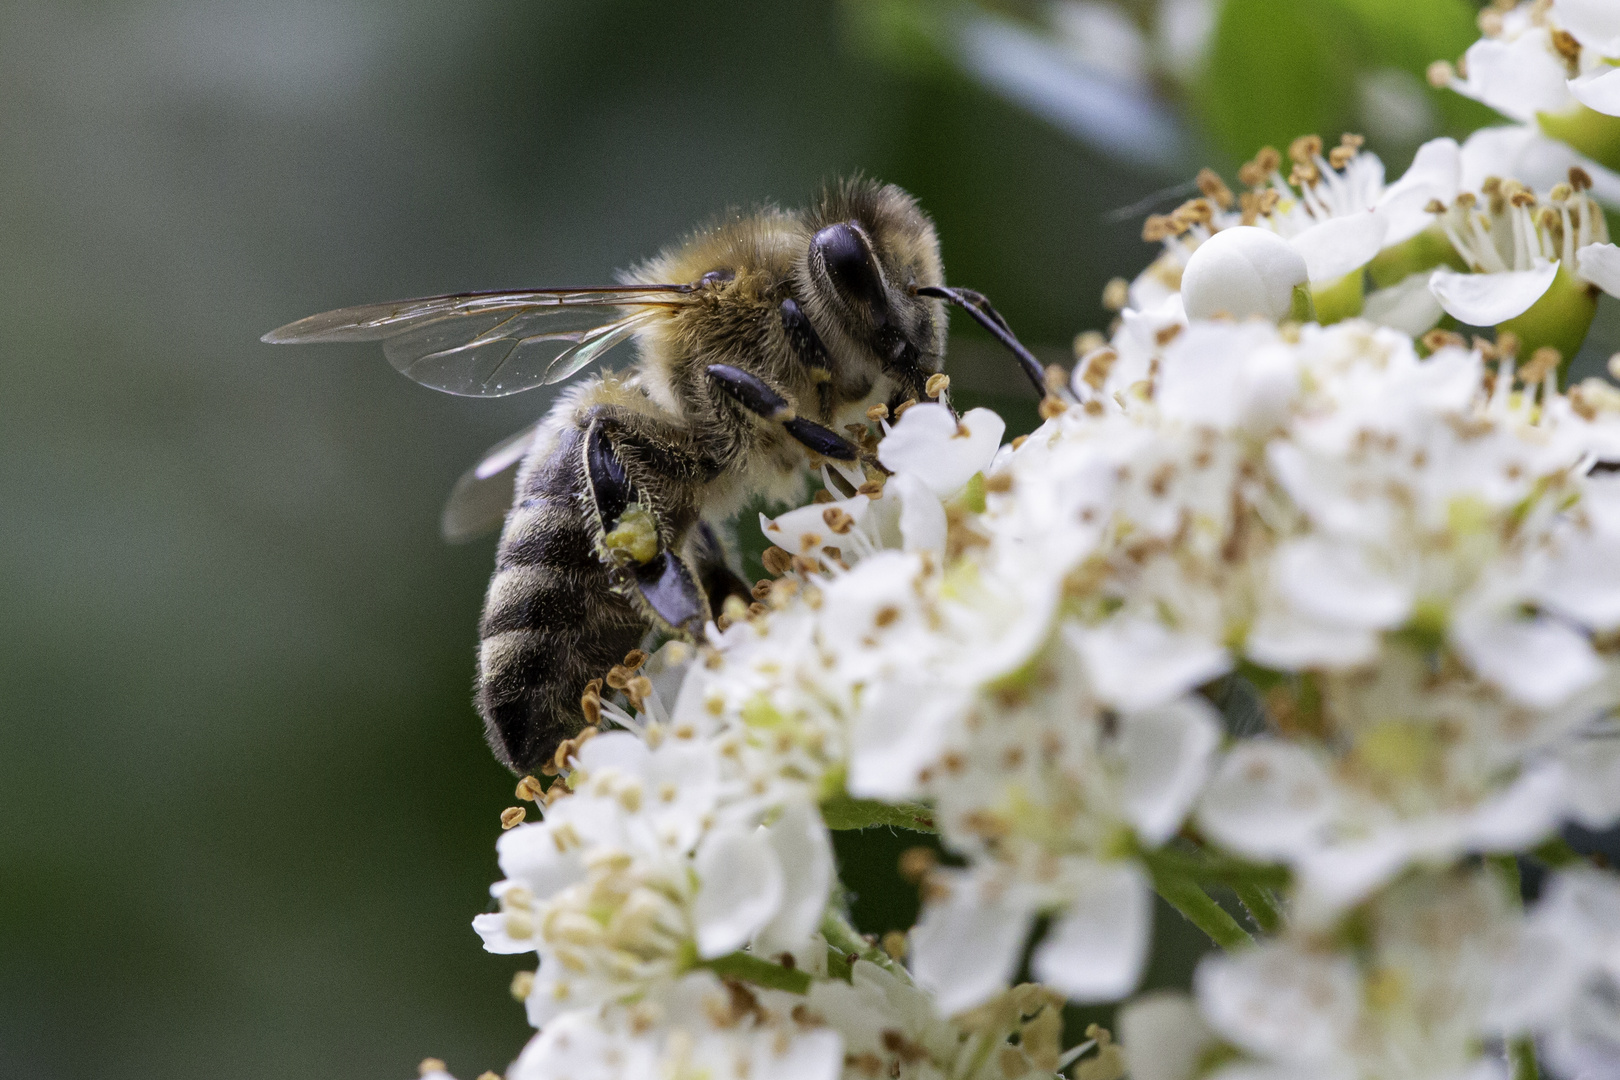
[1196, 167, 1235, 209]
[1101, 277, 1130, 311]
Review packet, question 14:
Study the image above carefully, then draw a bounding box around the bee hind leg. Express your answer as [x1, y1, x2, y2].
[583, 416, 711, 637]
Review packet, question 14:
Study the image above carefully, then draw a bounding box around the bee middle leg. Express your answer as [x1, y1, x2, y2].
[703, 363, 863, 462]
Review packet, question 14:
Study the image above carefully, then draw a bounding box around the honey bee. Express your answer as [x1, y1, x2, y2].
[264, 179, 1046, 775]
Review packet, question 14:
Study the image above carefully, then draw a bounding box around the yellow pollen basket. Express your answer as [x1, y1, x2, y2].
[603, 504, 660, 564]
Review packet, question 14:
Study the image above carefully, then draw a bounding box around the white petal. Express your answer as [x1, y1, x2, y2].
[752, 800, 834, 956]
[763, 495, 870, 554]
[1033, 862, 1151, 1002]
[1570, 67, 1620, 118]
[1362, 271, 1446, 336]
[848, 677, 963, 801]
[1556, 0, 1620, 57]
[1459, 33, 1574, 122]
[1195, 945, 1360, 1062]
[692, 825, 784, 958]
[1375, 137, 1460, 246]
[1245, 606, 1379, 670]
[1198, 741, 1335, 860]
[1534, 531, 1620, 631]
[472, 911, 534, 955]
[890, 472, 947, 553]
[1119, 697, 1222, 845]
[1182, 226, 1308, 321]
[1558, 732, 1620, 829]
[1294, 836, 1417, 918]
[1429, 263, 1559, 326]
[877, 404, 1004, 498]
[1288, 213, 1388, 283]
[1067, 618, 1231, 712]
[1464, 761, 1570, 850]
[1451, 613, 1603, 709]
[910, 876, 1031, 1015]
[1578, 243, 1620, 299]
[1462, 125, 1620, 206]
[1273, 536, 1411, 629]
[1118, 992, 1217, 1080]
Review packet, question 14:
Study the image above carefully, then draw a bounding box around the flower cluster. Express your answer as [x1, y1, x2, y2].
[417, 9, 1620, 1080]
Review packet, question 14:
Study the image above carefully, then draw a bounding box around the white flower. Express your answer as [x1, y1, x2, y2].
[1131, 871, 1519, 1080]
[1180, 225, 1308, 321]
[1492, 868, 1620, 1080]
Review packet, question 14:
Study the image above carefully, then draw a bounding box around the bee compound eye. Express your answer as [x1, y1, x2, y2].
[812, 222, 886, 313]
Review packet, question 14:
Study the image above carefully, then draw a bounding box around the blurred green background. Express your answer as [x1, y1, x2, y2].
[1, 1, 1607, 1078]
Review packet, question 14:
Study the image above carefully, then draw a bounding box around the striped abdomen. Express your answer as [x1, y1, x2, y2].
[475, 422, 647, 774]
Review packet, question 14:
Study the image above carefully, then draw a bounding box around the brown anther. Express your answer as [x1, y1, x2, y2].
[822, 506, 855, 535]
[1427, 60, 1456, 88]
[578, 679, 603, 730]
[419, 1060, 448, 1077]
[515, 775, 545, 802]
[892, 397, 918, 417]
[625, 675, 653, 707]
[873, 605, 900, 628]
[1327, 146, 1356, 170]
[925, 372, 950, 399]
[500, 806, 526, 830]
[1509, 188, 1537, 208]
[1101, 277, 1130, 311]
[1519, 346, 1563, 384]
[1155, 323, 1184, 346]
[751, 579, 774, 601]
[1073, 329, 1107, 357]
[1195, 167, 1234, 209]
[551, 726, 599, 774]
[1551, 28, 1581, 65]
[1550, 181, 1574, 203]
[762, 546, 794, 575]
[881, 931, 908, 961]
[898, 846, 938, 882]
[1482, 175, 1503, 195]
[1479, 8, 1505, 36]
[857, 479, 885, 497]
[812, 488, 835, 504]
[1288, 134, 1323, 165]
[865, 403, 889, 422]
[476, 1072, 502, 1080]
[1011, 434, 1029, 450]
[984, 471, 1013, 493]
[1570, 166, 1594, 192]
[1497, 330, 1521, 357]
[1079, 346, 1118, 389]
[1256, 188, 1281, 215]
[1456, 191, 1477, 209]
[1422, 329, 1467, 353]
[1038, 395, 1067, 420]
[1473, 336, 1500, 362]
[791, 553, 820, 576]
[1340, 132, 1365, 150]
[510, 970, 535, 1001]
[1044, 364, 1070, 394]
[1425, 198, 1448, 214]
[1142, 214, 1178, 242]
[605, 664, 631, 690]
[1173, 197, 1215, 226]
[1289, 161, 1321, 188]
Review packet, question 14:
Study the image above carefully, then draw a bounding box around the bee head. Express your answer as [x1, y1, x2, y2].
[799, 180, 946, 395]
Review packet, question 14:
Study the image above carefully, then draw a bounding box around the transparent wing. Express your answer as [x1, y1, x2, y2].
[262, 286, 691, 397]
[441, 421, 545, 543]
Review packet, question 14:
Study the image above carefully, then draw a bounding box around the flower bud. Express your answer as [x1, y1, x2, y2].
[1181, 226, 1310, 322]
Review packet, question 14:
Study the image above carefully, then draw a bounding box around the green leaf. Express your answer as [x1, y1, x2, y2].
[821, 792, 937, 832]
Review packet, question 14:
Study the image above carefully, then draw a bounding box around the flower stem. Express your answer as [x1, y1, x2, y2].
[821, 909, 911, 980]
[1509, 1036, 1540, 1080]
[701, 951, 812, 994]
[1150, 867, 1253, 951]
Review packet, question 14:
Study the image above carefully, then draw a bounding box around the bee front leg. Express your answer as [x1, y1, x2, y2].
[703, 363, 863, 462]
[583, 414, 713, 638]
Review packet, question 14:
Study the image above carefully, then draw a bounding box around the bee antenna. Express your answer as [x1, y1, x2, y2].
[915, 285, 1047, 398]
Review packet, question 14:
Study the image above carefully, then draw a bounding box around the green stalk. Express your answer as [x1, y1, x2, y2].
[1509, 1036, 1540, 1080]
[1232, 882, 1283, 935]
[820, 909, 910, 980]
[701, 951, 812, 994]
[1150, 867, 1253, 951]
[819, 793, 936, 832]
